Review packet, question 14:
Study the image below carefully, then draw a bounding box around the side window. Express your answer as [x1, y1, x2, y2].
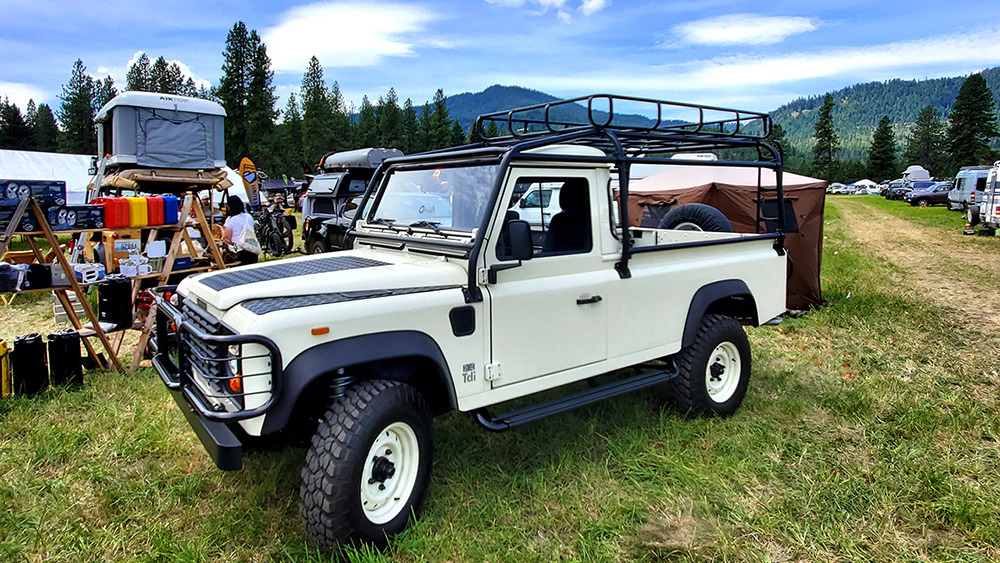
[310, 198, 336, 215]
[977, 177, 987, 192]
[497, 177, 592, 259]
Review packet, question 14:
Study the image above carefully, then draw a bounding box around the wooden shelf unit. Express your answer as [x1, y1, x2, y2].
[1, 194, 229, 374]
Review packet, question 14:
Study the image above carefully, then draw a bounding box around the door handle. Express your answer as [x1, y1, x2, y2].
[576, 294, 603, 305]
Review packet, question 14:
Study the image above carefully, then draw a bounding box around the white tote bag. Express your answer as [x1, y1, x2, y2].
[237, 217, 262, 255]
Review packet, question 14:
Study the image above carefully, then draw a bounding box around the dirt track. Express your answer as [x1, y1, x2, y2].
[834, 199, 1000, 334]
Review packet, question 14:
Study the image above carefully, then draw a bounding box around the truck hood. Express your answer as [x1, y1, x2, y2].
[178, 250, 467, 311]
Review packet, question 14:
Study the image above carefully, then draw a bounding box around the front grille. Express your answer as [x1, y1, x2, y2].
[179, 299, 245, 410]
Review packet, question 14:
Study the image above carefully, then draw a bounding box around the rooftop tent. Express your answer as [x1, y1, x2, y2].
[0, 149, 92, 204]
[627, 166, 827, 310]
[95, 92, 226, 170]
[902, 165, 930, 181]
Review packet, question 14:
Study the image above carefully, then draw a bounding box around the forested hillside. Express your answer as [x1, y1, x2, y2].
[445, 85, 659, 131]
[772, 67, 1000, 159]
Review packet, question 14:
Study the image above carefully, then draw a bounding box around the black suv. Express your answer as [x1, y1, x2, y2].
[302, 148, 402, 253]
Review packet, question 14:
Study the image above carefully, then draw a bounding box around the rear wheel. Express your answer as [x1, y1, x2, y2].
[669, 315, 751, 417]
[300, 380, 433, 551]
[308, 238, 328, 255]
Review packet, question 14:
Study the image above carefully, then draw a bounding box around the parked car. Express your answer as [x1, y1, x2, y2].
[947, 166, 992, 211]
[886, 181, 910, 200]
[905, 181, 952, 207]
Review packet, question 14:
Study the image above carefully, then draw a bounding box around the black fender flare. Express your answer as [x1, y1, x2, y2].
[682, 280, 756, 348]
[260, 330, 456, 434]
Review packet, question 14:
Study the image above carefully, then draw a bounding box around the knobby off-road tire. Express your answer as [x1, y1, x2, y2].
[670, 314, 751, 417]
[300, 380, 433, 551]
[658, 203, 734, 232]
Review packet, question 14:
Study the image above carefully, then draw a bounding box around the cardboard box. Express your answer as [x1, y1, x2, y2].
[0, 179, 66, 207]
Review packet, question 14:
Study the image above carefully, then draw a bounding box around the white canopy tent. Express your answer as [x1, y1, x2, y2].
[0, 149, 93, 204]
[853, 179, 877, 186]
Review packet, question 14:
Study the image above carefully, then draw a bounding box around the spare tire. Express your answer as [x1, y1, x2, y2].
[658, 203, 734, 232]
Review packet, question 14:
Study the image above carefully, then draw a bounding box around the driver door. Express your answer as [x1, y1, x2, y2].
[483, 170, 609, 388]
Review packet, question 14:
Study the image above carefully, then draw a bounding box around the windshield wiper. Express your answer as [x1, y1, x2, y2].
[369, 217, 400, 232]
[407, 220, 444, 235]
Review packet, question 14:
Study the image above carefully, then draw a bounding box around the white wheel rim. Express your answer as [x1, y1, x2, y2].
[705, 342, 741, 403]
[360, 421, 420, 525]
[672, 221, 704, 231]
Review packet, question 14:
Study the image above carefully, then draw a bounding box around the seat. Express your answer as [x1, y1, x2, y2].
[541, 182, 591, 254]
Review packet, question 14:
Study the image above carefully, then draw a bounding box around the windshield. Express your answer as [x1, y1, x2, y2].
[368, 165, 500, 232]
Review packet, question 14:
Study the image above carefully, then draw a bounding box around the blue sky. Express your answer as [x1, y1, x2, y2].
[3, 0, 1000, 118]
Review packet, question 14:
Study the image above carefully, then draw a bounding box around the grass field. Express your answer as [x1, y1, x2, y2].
[2, 197, 999, 562]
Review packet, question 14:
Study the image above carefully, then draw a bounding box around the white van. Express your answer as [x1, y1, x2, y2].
[972, 162, 1000, 229]
[948, 165, 992, 211]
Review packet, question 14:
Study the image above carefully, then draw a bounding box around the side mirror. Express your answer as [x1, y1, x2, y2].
[507, 220, 533, 261]
[519, 198, 528, 208]
[88, 156, 98, 176]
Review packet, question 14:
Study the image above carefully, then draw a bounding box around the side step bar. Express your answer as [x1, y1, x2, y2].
[473, 361, 678, 432]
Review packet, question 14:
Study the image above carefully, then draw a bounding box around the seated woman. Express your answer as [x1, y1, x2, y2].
[222, 196, 259, 266]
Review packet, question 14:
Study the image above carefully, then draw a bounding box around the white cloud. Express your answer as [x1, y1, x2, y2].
[579, 0, 610, 16]
[263, 2, 439, 72]
[672, 13, 817, 46]
[486, 0, 567, 8]
[481, 28, 1000, 108]
[0, 82, 49, 110]
[558, 10, 572, 23]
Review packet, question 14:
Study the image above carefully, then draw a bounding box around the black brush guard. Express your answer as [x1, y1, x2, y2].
[149, 286, 284, 470]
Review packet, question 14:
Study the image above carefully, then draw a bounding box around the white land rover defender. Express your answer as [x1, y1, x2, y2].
[151, 94, 789, 551]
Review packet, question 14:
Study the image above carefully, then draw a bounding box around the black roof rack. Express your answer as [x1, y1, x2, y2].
[473, 93, 772, 155]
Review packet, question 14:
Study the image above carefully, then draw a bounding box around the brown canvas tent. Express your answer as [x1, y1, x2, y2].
[627, 166, 827, 310]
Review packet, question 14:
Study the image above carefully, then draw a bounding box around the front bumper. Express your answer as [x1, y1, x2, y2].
[150, 287, 284, 470]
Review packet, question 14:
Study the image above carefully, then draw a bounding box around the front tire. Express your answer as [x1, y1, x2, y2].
[670, 315, 751, 417]
[917, 198, 929, 208]
[300, 380, 433, 551]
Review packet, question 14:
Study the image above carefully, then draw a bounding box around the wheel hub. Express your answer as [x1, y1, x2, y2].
[369, 455, 396, 484]
[360, 421, 420, 525]
[704, 341, 741, 403]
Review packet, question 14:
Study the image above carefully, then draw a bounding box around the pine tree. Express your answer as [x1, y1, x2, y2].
[811, 93, 839, 180]
[946, 73, 1000, 170]
[401, 98, 418, 154]
[24, 100, 37, 129]
[904, 106, 947, 177]
[428, 89, 451, 149]
[58, 59, 97, 155]
[150, 56, 172, 93]
[329, 81, 352, 152]
[866, 116, 897, 182]
[357, 95, 377, 148]
[376, 88, 403, 149]
[217, 21, 261, 166]
[33, 104, 60, 152]
[93, 76, 117, 111]
[126, 53, 152, 91]
[417, 101, 432, 153]
[0, 98, 33, 150]
[245, 30, 278, 170]
[300, 56, 335, 166]
[278, 93, 303, 176]
[451, 121, 465, 147]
